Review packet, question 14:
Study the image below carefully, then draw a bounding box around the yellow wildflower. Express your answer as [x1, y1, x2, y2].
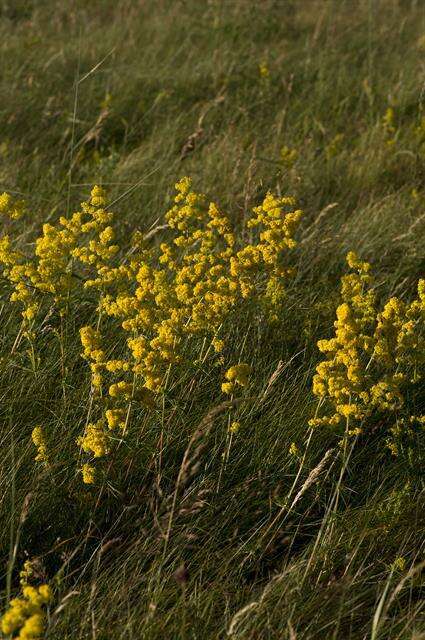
[212, 337, 224, 353]
[0, 191, 26, 219]
[81, 463, 96, 484]
[77, 421, 109, 458]
[0, 579, 51, 639]
[224, 363, 251, 386]
[109, 381, 133, 399]
[19, 560, 34, 587]
[222, 363, 251, 394]
[311, 253, 425, 451]
[289, 442, 299, 456]
[391, 556, 406, 572]
[105, 408, 126, 430]
[31, 426, 48, 463]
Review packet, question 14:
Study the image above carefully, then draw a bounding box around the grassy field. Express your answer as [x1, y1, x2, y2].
[0, 1, 424, 638]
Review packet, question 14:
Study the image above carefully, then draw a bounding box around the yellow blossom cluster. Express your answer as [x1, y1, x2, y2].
[289, 442, 300, 457]
[0, 179, 301, 478]
[77, 419, 110, 459]
[0, 192, 26, 219]
[0, 580, 51, 640]
[19, 561, 34, 587]
[229, 421, 241, 434]
[31, 426, 48, 464]
[74, 178, 301, 475]
[310, 252, 424, 452]
[222, 363, 251, 395]
[79, 325, 105, 390]
[0, 185, 118, 334]
[81, 462, 96, 484]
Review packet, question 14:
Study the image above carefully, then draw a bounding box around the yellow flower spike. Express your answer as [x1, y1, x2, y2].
[346, 251, 370, 273]
[311, 252, 424, 450]
[19, 612, 45, 639]
[77, 421, 109, 458]
[105, 408, 126, 430]
[0, 192, 26, 219]
[289, 442, 299, 456]
[0, 192, 11, 213]
[109, 381, 133, 399]
[31, 426, 48, 463]
[22, 586, 41, 605]
[80, 326, 104, 360]
[1, 604, 26, 635]
[72, 178, 302, 478]
[90, 184, 107, 207]
[19, 561, 34, 588]
[81, 463, 96, 484]
[212, 337, 224, 353]
[1, 183, 119, 323]
[1, 575, 51, 639]
[105, 359, 129, 373]
[224, 363, 251, 387]
[382, 107, 396, 145]
[391, 557, 406, 572]
[221, 381, 235, 395]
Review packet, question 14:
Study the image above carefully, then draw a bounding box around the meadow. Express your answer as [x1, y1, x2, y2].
[0, 1, 424, 638]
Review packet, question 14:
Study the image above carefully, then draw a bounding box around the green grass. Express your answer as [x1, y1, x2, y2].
[0, 1, 425, 638]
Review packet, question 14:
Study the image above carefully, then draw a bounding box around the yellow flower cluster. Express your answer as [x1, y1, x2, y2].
[75, 178, 301, 476]
[0, 185, 118, 334]
[1, 581, 51, 639]
[241, 191, 301, 320]
[0, 179, 301, 478]
[77, 419, 109, 459]
[80, 325, 105, 390]
[0, 235, 39, 326]
[289, 442, 300, 457]
[229, 421, 241, 434]
[19, 561, 34, 587]
[81, 462, 96, 484]
[31, 426, 48, 463]
[391, 556, 406, 572]
[222, 363, 251, 395]
[310, 252, 424, 452]
[0, 192, 26, 219]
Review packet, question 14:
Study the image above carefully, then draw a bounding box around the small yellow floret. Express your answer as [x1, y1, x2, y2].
[31, 426, 48, 463]
[81, 463, 96, 484]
